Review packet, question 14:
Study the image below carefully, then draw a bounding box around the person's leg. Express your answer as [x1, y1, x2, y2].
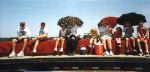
[101, 37, 109, 55]
[54, 38, 60, 51]
[144, 39, 149, 56]
[9, 39, 17, 57]
[21, 39, 28, 51]
[125, 38, 129, 48]
[17, 38, 28, 57]
[72, 35, 78, 55]
[107, 37, 113, 56]
[32, 39, 39, 53]
[117, 38, 121, 47]
[107, 38, 112, 49]
[115, 38, 121, 55]
[137, 39, 143, 56]
[130, 37, 135, 51]
[89, 37, 94, 47]
[66, 36, 72, 55]
[101, 38, 106, 50]
[60, 37, 65, 52]
[11, 39, 17, 52]
[93, 38, 97, 45]
[125, 38, 129, 55]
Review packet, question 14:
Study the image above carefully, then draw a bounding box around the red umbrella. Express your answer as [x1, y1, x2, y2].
[98, 16, 118, 28]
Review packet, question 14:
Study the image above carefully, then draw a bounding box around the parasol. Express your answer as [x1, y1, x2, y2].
[57, 16, 83, 27]
[98, 16, 118, 28]
[117, 12, 147, 26]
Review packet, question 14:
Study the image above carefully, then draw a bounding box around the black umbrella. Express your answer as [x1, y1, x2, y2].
[137, 14, 147, 23]
[117, 12, 147, 26]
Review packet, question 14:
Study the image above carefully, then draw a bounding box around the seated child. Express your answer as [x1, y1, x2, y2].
[88, 27, 101, 54]
[53, 24, 67, 55]
[137, 21, 149, 57]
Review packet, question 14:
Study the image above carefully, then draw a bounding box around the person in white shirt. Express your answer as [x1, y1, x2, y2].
[98, 24, 114, 56]
[53, 24, 67, 55]
[9, 21, 31, 57]
[66, 18, 81, 56]
[32, 22, 48, 54]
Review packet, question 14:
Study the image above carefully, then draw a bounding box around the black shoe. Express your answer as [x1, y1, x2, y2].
[125, 49, 129, 55]
[32, 52, 36, 56]
[53, 51, 57, 56]
[58, 51, 63, 56]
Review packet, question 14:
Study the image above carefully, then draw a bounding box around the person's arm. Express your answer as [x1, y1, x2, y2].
[59, 30, 61, 37]
[22, 28, 31, 38]
[131, 27, 134, 33]
[17, 29, 20, 38]
[18, 28, 30, 39]
[137, 27, 141, 38]
[109, 28, 116, 34]
[37, 28, 48, 39]
[75, 27, 82, 38]
[144, 27, 148, 38]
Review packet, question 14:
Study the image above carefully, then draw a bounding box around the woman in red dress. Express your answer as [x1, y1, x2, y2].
[137, 21, 149, 57]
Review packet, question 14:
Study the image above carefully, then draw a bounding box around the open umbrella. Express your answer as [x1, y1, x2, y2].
[57, 16, 83, 27]
[137, 14, 147, 23]
[117, 12, 147, 26]
[98, 16, 118, 28]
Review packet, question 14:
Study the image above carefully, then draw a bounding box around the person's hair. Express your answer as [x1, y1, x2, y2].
[41, 22, 45, 26]
[116, 27, 122, 32]
[20, 21, 25, 25]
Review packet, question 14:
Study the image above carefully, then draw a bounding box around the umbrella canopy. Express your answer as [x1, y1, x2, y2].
[117, 12, 147, 26]
[98, 16, 118, 28]
[57, 16, 83, 27]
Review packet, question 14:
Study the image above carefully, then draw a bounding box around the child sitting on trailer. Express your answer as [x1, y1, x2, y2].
[32, 22, 48, 55]
[113, 27, 122, 55]
[123, 21, 135, 55]
[53, 24, 67, 55]
[88, 27, 101, 54]
[98, 24, 115, 56]
[137, 21, 149, 57]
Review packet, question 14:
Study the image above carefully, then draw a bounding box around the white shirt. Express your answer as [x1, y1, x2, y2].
[70, 25, 81, 36]
[37, 27, 48, 35]
[98, 26, 111, 37]
[17, 27, 31, 37]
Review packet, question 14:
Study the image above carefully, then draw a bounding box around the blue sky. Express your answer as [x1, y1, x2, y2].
[0, 0, 150, 37]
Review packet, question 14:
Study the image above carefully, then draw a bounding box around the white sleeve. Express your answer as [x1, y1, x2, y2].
[26, 28, 31, 37]
[44, 27, 48, 34]
[17, 29, 20, 37]
[36, 29, 39, 36]
[98, 27, 103, 33]
[75, 27, 81, 37]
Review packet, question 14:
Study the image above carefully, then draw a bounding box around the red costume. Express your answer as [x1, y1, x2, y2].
[115, 30, 122, 38]
[137, 26, 148, 40]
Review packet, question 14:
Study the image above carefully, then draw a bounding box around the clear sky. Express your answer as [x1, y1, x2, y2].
[0, 0, 150, 37]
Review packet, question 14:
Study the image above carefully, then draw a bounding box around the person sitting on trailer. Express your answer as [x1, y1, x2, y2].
[137, 20, 149, 57]
[66, 18, 82, 56]
[53, 24, 67, 55]
[32, 22, 48, 55]
[9, 21, 31, 57]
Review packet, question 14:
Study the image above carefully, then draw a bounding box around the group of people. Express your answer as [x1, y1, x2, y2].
[89, 20, 149, 57]
[9, 18, 81, 57]
[8, 18, 149, 57]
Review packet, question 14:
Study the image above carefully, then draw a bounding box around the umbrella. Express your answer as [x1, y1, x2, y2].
[98, 16, 118, 28]
[137, 14, 147, 23]
[57, 16, 83, 27]
[117, 12, 147, 26]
